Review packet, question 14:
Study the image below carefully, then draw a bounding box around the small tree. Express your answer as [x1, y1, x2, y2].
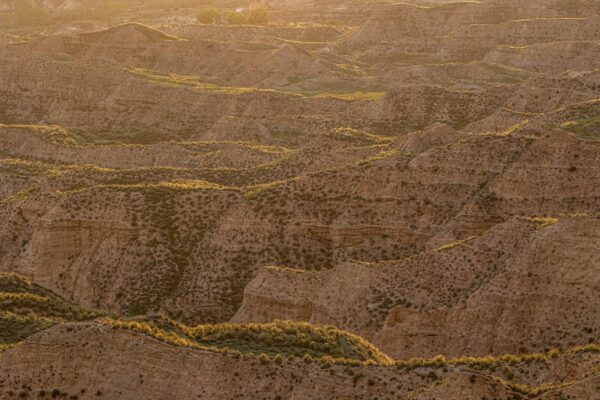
[227, 12, 247, 25]
[197, 7, 220, 24]
[259, 353, 271, 364]
[248, 6, 269, 25]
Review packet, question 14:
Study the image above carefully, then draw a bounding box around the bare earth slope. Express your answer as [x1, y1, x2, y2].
[4, 274, 599, 400]
[3, 319, 600, 399]
[1, 0, 600, 397]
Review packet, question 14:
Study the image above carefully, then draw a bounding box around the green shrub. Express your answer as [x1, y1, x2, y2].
[196, 7, 220, 24]
[248, 6, 269, 25]
[259, 353, 271, 364]
[227, 12, 247, 25]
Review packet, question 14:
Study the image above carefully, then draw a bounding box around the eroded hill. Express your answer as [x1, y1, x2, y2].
[0, 0, 599, 398]
[2, 274, 600, 399]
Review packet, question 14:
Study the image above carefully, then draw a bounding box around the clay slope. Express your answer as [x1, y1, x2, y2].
[9, 274, 600, 400]
[341, 0, 600, 65]
[0, 42, 376, 143]
[3, 321, 600, 399]
[1, 1, 600, 395]
[171, 23, 342, 44]
[0, 324, 518, 400]
[234, 216, 600, 359]
[3, 16, 600, 143]
[1, 127, 598, 329]
[375, 217, 600, 358]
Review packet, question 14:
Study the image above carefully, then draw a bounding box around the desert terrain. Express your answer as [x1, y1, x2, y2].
[1, 0, 600, 398]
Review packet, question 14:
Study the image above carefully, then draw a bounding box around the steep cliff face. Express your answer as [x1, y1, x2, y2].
[232, 262, 383, 331]
[18, 218, 140, 307]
